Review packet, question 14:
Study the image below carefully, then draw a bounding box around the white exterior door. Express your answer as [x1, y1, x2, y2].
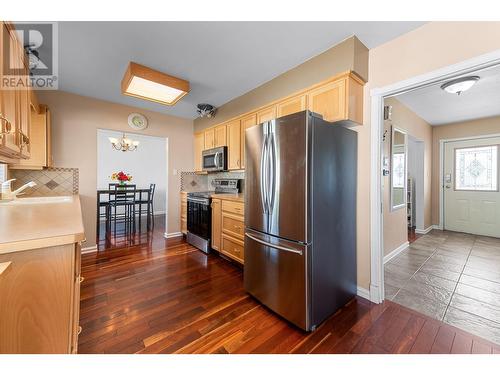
[444, 137, 500, 237]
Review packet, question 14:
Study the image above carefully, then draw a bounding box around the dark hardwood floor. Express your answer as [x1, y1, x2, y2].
[80, 217, 500, 354]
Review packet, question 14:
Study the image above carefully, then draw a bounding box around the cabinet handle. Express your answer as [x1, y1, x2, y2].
[77, 326, 82, 335]
[0, 262, 12, 276]
[78, 276, 85, 283]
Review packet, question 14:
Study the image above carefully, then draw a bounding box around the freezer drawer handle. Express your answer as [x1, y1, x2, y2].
[245, 233, 303, 255]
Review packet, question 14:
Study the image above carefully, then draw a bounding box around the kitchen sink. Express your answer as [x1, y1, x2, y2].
[0, 196, 73, 205]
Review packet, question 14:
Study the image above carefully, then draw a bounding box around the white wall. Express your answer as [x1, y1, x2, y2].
[97, 129, 167, 214]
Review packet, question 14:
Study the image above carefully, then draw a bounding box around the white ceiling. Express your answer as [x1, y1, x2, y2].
[395, 63, 500, 126]
[56, 21, 425, 119]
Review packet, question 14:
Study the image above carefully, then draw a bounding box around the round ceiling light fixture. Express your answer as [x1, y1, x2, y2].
[440, 76, 480, 95]
[197, 104, 217, 118]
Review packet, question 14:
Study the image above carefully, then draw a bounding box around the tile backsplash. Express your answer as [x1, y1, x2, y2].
[181, 171, 245, 192]
[9, 167, 79, 197]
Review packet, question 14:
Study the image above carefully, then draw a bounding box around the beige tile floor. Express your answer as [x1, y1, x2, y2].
[384, 230, 500, 345]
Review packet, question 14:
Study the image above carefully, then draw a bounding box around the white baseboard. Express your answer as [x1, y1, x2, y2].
[81, 245, 97, 254]
[415, 226, 433, 235]
[357, 287, 370, 300]
[433, 224, 444, 231]
[164, 232, 183, 238]
[383, 241, 409, 264]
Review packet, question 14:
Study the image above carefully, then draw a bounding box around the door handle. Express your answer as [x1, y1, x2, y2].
[245, 232, 303, 255]
[213, 151, 219, 168]
[260, 127, 269, 214]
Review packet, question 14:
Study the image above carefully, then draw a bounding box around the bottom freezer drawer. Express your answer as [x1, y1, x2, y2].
[243, 230, 309, 330]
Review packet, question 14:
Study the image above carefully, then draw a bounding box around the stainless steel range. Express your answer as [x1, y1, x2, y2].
[186, 178, 241, 254]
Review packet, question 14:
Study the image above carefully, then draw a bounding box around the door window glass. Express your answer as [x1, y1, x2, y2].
[455, 145, 498, 191]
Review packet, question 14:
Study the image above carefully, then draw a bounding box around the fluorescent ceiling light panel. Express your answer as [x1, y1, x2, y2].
[121, 62, 190, 105]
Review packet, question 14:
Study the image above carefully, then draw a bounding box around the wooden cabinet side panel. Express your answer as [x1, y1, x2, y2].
[193, 132, 204, 172]
[227, 120, 241, 170]
[347, 76, 364, 124]
[0, 244, 75, 354]
[211, 198, 221, 251]
[240, 113, 257, 169]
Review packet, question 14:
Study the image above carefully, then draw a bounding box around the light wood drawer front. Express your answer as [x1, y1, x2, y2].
[222, 200, 244, 216]
[222, 213, 244, 239]
[221, 235, 244, 263]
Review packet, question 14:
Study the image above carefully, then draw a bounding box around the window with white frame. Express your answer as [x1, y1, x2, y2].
[455, 145, 498, 191]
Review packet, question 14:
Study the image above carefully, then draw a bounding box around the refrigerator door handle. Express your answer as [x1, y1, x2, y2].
[245, 232, 303, 256]
[268, 127, 276, 213]
[260, 124, 269, 214]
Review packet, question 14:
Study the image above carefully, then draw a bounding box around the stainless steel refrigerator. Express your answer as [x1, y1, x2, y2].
[244, 110, 357, 331]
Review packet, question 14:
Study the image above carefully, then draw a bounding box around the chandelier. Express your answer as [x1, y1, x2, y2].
[108, 133, 139, 152]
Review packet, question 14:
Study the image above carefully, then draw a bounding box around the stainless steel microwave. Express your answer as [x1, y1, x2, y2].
[202, 146, 227, 172]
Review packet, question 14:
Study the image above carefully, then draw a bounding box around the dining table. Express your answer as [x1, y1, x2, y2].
[96, 187, 152, 239]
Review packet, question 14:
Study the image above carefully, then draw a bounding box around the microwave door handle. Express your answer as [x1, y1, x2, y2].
[213, 151, 219, 168]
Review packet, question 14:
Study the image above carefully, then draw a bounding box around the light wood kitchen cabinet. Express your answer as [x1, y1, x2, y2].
[214, 125, 227, 147]
[277, 93, 307, 118]
[193, 132, 204, 172]
[226, 119, 241, 170]
[180, 192, 187, 234]
[0, 242, 82, 354]
[220, 199, 245, 264]
[0, 22, 34, 162]
[10, 105, 52, 170]
[211, 198, 221, 251]
[204, 128, 215, 150]
[192, 71, 365, 171]
[211, 197, 244, 264]
[240, 112, 257, 169]
[256, 105, 276, 124]
[307, 73, 363, 124]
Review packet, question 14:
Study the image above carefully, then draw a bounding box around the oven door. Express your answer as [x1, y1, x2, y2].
[202, 146, 227, 172]
[187, 198, 211, 240]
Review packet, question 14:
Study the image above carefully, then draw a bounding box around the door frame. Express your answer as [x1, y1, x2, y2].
[369, 49, 500, 303]
[439, 133, 500, 232]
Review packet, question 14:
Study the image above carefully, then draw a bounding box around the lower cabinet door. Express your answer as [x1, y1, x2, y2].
[0, 244, 75, 353]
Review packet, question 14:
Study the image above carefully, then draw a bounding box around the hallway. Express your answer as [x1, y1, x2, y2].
[385, 230, 500, 345]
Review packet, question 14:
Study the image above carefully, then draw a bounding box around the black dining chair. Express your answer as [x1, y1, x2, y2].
[106, 184, 137, 237]
[136, 183, 156, 230]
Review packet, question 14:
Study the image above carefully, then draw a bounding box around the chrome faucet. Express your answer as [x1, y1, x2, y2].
[1, 179, 37, 201]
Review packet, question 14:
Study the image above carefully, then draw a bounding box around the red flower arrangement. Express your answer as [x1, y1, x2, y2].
[111, 171, 133, 185]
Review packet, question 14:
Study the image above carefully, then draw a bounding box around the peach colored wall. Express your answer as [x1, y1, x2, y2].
[431, 116, 500, 225]
[360, 21, 500, 290]
[383, 98, 432, 256]
[193, 36, 369, 132]
[36, 91, 194, 248]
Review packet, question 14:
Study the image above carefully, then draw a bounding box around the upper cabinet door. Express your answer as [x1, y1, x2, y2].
[226, 119, 241, 170]
[0, 23, 20, 156]
[193, 132, 204, 172]
[214, 125, 227, 147]
[277, 94, 307, 118]
[204, 128, 215, 150]
[240, 112, 257, 169]
[307, 79, 346, 122]
[256, 105, 276, 125]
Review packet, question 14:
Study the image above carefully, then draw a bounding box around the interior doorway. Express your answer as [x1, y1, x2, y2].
[407, 135, 425, 241]
[96, 129, 168, 247]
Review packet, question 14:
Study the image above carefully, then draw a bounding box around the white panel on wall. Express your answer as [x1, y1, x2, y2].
[97, 129, 167, 214]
